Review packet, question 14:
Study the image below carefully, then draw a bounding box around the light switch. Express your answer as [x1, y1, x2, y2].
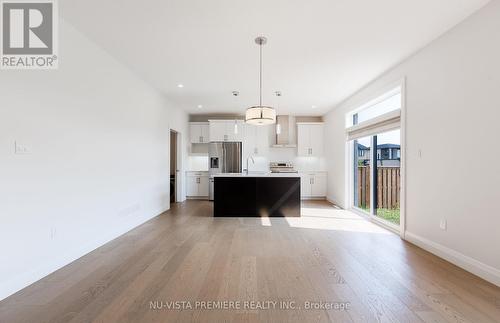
[440, 219, 447, 231]
[15, 141, 31, 154]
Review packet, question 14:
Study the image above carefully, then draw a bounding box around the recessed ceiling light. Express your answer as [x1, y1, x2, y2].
[197, 105, 203, 109]
[312, 105, 317, 109]
[177, 84, 184, 88]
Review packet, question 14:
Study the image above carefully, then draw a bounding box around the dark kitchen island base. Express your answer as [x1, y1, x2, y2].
[213, 176, 301, 217]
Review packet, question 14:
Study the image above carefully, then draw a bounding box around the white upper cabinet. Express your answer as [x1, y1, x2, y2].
[309, 124, 324, 156]
[189, 122, 210, 144]
[228, 121, 244, 142]
[209, 121, 226, 142]
[209, 120, 243, 142]
[243, 123, 270, 158]
[297, 123, 324, 156]
[297, 125, 310, 156]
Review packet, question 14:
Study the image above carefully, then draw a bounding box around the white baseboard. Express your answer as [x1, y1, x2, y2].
[405, 232, 500, 287]
[301, 196, 327, 201]
[326, 196, 345, 208]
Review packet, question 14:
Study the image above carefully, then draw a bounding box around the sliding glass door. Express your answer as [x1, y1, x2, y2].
[374, 129, 401, 225]
[353, 136, 371, 213]
[351, 129, 401, 226]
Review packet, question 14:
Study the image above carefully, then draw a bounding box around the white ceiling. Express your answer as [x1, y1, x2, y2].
[61, 0, 489, 116]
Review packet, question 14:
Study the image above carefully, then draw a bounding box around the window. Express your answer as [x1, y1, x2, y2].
[380, 148, 390, 160]
[347, 86, 401, 127]
[347, 85, 403, 228]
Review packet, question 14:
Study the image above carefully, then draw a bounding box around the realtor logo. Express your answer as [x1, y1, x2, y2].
[1, 0, 58, 69]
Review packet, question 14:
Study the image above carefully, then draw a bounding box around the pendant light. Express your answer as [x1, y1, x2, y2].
[245, 36, 276, 125]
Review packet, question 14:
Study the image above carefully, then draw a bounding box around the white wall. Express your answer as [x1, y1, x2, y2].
[0, 20, 188, 300]
[324, 1, 500, 285]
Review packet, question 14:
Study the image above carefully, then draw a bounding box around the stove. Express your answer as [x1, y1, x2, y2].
[269, 162, 298, 173]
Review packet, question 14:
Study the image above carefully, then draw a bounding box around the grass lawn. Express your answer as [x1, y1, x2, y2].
[358, 205, 400, 225]
[376, 208, 400, 225]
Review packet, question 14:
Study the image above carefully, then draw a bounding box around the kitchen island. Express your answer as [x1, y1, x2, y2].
[213, 173, 301, 217]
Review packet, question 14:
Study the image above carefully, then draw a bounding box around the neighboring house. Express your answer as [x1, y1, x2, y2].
[356, 143, 370, 165]
[356, 143, 401, 167]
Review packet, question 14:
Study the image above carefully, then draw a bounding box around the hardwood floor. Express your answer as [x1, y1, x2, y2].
[1, 200, 499, 323]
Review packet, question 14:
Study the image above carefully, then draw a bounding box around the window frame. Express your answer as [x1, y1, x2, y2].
[345, 79, 406, 237]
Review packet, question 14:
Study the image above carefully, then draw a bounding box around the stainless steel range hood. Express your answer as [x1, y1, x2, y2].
[273, 115, 297, 148]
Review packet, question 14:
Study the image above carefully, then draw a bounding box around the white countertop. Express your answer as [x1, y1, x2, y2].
[211, 172, 300, 178]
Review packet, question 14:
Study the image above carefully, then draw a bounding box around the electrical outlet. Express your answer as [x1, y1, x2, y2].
[439, 219, 447, 231]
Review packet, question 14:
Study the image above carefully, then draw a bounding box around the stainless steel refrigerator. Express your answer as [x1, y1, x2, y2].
[209, 142, 242, 200]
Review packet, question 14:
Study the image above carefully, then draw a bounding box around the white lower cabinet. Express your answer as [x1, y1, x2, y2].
[301, 175, 312, 197]
[300, 172, 327, 198]
[186, 172, 209, 198]
[198, 176, 209, 196]
[311, 173, 327, 196]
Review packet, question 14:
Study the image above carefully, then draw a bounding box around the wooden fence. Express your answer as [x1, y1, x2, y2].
[357, 166, 400, 209]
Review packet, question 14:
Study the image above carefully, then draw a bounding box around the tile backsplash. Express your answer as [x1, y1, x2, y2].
[187, 148, 326, 173]
[187, 155, 209, 171]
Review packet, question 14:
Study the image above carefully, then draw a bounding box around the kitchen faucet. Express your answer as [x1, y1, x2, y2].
[245, 156, 255, 175]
